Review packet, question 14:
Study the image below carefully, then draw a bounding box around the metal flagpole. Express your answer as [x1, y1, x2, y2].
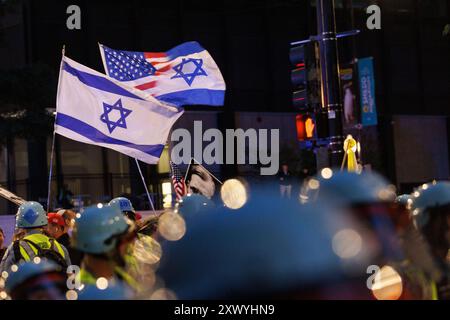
[47, 45, 65, 211]
[46, 132, 56, 211]
[134, 158, 156, 212]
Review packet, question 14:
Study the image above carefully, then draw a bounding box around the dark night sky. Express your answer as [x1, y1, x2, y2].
[1, 0, 450, 115]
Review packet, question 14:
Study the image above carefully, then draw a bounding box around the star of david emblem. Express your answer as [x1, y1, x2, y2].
[171, 58, 208, 86]
[100, 99, 132, 134]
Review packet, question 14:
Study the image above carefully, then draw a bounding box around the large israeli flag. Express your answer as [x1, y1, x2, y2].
[55, 56, 183, 164]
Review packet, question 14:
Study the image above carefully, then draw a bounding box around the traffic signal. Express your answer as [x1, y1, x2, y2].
[296, 114, 315, 141]
[289, 42, 321, 111]
[290, 45, 308, 110]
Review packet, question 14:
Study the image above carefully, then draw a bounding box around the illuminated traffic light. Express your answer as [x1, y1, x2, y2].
[296, 114, 316, 141]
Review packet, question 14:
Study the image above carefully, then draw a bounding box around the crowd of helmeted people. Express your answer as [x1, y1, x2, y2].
[0, 168, 449, 300]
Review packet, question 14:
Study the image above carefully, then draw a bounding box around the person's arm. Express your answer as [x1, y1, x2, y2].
[277, 171, 283, 181]
[60, 244, 72, 267]
[0, 243, 16, 273]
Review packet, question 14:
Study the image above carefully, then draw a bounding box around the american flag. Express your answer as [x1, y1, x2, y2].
[99, 42, 226, 107]
[170, 161, 186, 201]
[102, 46, 157, 82]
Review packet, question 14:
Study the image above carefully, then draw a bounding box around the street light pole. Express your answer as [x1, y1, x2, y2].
[316, 0, 345, 167]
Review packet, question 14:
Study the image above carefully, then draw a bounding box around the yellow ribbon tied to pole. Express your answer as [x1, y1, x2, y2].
[342, 135, 357, 172]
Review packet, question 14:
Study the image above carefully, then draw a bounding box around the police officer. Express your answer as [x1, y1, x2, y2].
[72, 204, 138, 292]
[301, 170, 438, 300]
[1, 259, 67, 300]
[109, 197, 162, 296]
[412, 181, 450, 299]
[158, 188, 377, 299]
[0, 202, 71, 273]
[109, 197, 138, 222]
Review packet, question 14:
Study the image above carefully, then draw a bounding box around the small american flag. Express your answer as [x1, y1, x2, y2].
[170, 161, 186, 201]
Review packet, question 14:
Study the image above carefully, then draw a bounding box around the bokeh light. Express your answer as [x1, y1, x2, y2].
[371, 265, 403, 300]
[150, 288, 177, 300]
[133, 234, 162, 265]
[332, 229, 362, 259]
[220, 179, 248, 210]
[66, 290, 78, 300]
[158, 211, 186, 241]
[96, 277, 109, 290]
[321, 168, 333, 179]
[308, 178, 320, 190]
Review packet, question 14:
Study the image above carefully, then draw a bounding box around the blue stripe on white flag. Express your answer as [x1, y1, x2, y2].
[63, 61, 145, 101]
[166, 41, 205, 60]
[56, 113, 164, 158]
[156, 89, 225, 106]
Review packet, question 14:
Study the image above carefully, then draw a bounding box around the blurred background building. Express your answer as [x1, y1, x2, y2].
[0, 0, 449, 213]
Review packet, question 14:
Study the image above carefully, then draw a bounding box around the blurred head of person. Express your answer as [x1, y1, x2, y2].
[3, 259, 66, 300]
[72, 204, 136, 269]
[158, 189, 379, 299]
[56, 209, 76, 233]
[411, 181, 450, 261]
[301, 170, 402, 264]
[281, 163, 289, 173]
[45, 213, 66, 239]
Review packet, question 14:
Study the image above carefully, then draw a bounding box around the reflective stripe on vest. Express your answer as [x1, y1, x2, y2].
[19, 241, 37, 261]
[18, 234, 65, 261]
[431, 281, 438, 300]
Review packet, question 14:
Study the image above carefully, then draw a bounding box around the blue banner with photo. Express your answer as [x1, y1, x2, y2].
[358, 57, 377, 126]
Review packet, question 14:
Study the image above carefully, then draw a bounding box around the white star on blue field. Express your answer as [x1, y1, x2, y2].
[104, 47, 156, 81]
[171, 58, 208, 86]
[100, 99, 132, 134]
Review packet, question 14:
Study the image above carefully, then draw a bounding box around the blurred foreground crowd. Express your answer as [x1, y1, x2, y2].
[0, 169, 449, 300]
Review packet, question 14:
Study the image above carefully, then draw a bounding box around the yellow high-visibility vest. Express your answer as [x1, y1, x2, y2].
[17, 233, 65, 261]
[77, 267, 138, 291]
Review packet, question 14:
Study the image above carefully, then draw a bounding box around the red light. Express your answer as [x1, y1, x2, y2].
[296, 63, 305, 68]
